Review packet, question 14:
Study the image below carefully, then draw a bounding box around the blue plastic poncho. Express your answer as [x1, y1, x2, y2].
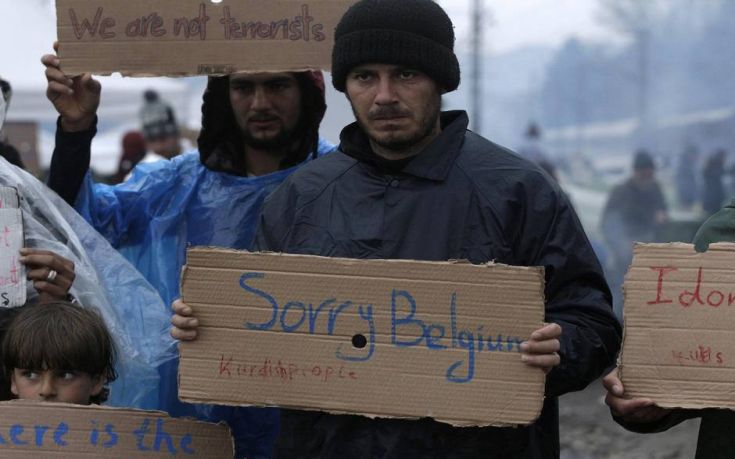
[74, 142, 333, 458]
[0, 157, 175, 409]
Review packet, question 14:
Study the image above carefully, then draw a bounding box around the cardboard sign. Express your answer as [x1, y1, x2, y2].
[0, 400, 232, 457]
[620, 242, 735, 409]
[0, 187, 20, 209]
[56, 0, 355, 76]
[0, 187, 25, 308]
[179, 248, 546, 427]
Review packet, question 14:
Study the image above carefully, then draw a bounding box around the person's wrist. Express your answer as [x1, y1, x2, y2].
[60, 114, 95, 132]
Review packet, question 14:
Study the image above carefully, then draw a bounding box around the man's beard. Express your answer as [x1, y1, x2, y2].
[240, 111, 303, 151]
[241, 124, 298, 151]
[355, 93, 441, 153]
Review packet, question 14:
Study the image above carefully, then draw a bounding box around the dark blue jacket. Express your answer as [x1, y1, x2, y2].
[256, 111, 622, 458]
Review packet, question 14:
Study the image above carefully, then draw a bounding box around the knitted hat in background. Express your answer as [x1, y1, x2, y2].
[633, 149, 655, 171]
[331, 0, 460, 93]
[140, 93, 179, 141]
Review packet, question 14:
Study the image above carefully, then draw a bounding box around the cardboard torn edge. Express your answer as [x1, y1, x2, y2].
[646, 400, 735, 411]
[0, 399, 234, 429]
[176, 395, 545, 428]
[184, 247, 546, 274]
[63, 65, 330, 79]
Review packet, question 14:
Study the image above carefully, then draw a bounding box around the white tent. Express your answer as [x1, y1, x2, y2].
[0, 0, 193, 174]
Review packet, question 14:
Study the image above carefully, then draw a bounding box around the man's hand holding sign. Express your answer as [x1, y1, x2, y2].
[43, 42, 100, 133]
[173, 302, 563, 374]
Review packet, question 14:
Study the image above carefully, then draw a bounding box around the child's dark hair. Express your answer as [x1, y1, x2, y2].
[2, 301, 117, 404]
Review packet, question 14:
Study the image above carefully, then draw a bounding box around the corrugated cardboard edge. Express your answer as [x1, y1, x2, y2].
[77, 66, 329, 79]
[182, 247, 546, 274]
[0, 399, 233, 434]
[617, 241, 735, 409]
[16, 185, 27, 308]
[0, 398, 227, 422]
[179, 247, 547, 428]
[177, 390, 544, 428]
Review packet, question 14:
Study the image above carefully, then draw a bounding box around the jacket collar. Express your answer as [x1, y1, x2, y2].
[339, 110, 469, 181]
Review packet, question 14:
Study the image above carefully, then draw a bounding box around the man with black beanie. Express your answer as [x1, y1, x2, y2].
[252, 0, 621, 457]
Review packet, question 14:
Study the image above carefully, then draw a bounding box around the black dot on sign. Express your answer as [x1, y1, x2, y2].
[352, 334, 367, 349]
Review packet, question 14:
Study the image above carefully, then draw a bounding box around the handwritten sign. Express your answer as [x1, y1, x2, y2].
[56, 0, 355, 76]
[620, 242, 735, 409]
[0, 187, 25, 308]
[0, 400, 232, 457]
[0, 187, 20, 209]
[179, 248, 545, 427]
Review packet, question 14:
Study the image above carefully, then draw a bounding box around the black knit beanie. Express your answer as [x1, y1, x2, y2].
[331, 0, 460, 93]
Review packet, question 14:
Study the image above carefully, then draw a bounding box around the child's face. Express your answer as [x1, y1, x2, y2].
[10, 368, 104, 404]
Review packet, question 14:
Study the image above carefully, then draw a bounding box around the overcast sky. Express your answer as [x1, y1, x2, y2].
[437, 0, 620, 54]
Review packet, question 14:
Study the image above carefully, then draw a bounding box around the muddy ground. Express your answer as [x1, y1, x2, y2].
[559, 381, 700, 459]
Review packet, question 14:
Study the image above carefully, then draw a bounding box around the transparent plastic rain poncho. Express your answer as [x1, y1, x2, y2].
[0, 157, 176, 408]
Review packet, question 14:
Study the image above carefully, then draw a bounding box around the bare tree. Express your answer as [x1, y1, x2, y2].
[596, 0, 668, 37]
[596, 0, 676, 145]
[598, 0, 723, 38]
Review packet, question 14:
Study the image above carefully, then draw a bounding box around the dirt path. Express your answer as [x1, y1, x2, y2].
[560, 381, 700, 459]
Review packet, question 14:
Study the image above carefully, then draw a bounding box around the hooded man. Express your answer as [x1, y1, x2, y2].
[247, 0, 621, 456]
[42, 46, 332, 457]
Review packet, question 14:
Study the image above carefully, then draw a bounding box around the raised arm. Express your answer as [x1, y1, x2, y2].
[43, 43, 101, 205]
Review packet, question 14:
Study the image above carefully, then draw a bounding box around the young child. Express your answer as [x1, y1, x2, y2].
[2, 301, 117, 404]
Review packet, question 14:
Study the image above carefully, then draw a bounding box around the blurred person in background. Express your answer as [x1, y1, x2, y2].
[675, 144, 699, 211]
[702, 149, 727, 216]
[0, 77, 25, 170]
[113, 131, 147, 183]
[601, 150, 668, 318]
[517, 121, 551, 165]
[139, 89, 187, 161]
